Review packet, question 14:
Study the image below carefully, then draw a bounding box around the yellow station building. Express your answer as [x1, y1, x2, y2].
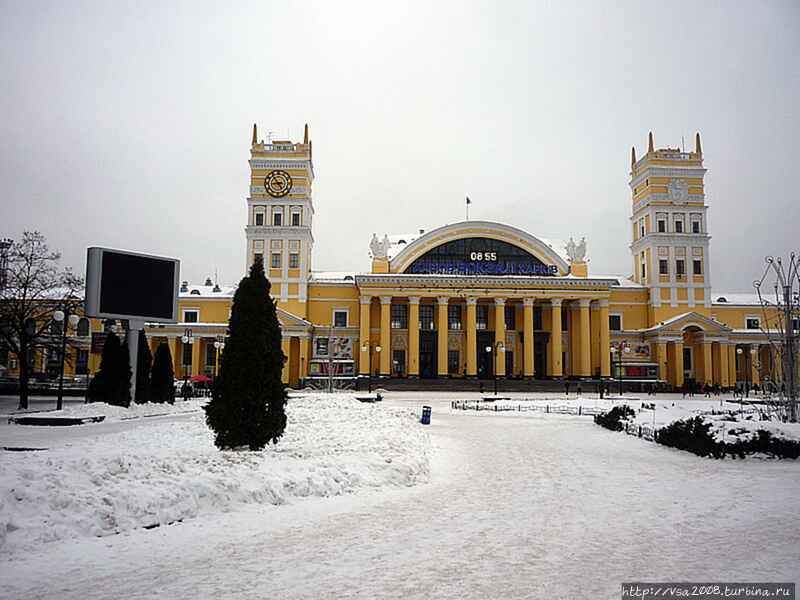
[130, 125, 788, 391]
[7, 125, 782, 391]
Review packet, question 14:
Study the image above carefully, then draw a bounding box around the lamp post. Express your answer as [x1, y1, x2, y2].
[52, 308, 80, 411]
[611, 343, 630, 396]
[181, 328, 193, 380]
[360, 343, 381, 392]
[485, 341, 504, 395]
[737, 346, 757, 399]
[213, 336, 225, 379]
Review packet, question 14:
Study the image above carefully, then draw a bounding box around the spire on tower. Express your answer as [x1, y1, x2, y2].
[303, 123, 309, 144]
[252, 123, 258, 146]
[695, 132, 702, 156]
[647, 131, 654, 153]
[631, 146, 637, 167]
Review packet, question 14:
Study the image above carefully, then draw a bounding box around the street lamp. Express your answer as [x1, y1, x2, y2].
[181, 328, 193, 381]
[485, 342, 504, 395]
[212, 336, 225, 379]
[737, 346, 757, 399]
[52, 308, 80, 411]
[360, 343, 381, 392]
[611, 343, 630, 396]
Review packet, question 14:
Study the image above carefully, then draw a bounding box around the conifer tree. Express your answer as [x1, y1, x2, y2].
[150, 342, 175, 404]
[134, 329, 152, 404]
[204, 259, 287, 450]
[87, 332, 131, 406]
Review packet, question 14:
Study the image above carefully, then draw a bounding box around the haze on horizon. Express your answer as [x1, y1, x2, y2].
[1, 0, 798, 293]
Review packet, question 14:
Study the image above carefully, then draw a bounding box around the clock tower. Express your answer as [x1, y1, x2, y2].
[245, 123, 315, 318]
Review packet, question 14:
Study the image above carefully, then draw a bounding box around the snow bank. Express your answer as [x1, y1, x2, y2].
[37, 399, 204, 421]
[0, 395, 430, 555]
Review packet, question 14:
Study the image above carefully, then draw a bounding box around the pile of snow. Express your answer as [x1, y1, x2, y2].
[39, 399, 204, 421]
[0, 394, 430, 554]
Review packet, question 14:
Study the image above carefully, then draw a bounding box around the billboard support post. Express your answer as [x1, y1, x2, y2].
[127, 319, 146, 404]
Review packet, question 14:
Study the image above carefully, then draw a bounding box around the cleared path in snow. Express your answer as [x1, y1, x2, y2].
[3, 396, 799, 599]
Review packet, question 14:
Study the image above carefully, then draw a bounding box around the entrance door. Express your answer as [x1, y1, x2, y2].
[419, 331, 437, 379]
[505, 350, 514, 377]
[534, 334, 548, 378]
[477, 331, 493, 379]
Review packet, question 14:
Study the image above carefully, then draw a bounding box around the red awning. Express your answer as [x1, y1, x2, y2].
[190, 375, 212, 383]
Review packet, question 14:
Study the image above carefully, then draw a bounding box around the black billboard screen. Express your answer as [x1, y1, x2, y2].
[98, 251, 176, 320]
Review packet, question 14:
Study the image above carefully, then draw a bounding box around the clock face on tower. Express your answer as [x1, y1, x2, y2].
[264, 170, 292, 198]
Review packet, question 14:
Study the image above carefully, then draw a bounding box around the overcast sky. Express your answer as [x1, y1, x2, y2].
[1, 1, 798, 292]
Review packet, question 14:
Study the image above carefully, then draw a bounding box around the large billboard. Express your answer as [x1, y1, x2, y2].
[85, 247, 180, 323]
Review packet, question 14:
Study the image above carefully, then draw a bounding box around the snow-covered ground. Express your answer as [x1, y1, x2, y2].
[0, 394, 429, 554]
[1, 392, 798, 600]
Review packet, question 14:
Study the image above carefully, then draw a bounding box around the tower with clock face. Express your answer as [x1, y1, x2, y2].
[245, 123, 315, 318]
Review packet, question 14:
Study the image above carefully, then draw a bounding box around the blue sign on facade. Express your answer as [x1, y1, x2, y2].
[404, 237, 558, 277]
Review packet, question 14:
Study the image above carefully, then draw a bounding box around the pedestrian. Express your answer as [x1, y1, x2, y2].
[181, 376, 192, 401]
[565, 381, 570, 396]
[577, 382, 582, 397]
[682, 383, 687, 399]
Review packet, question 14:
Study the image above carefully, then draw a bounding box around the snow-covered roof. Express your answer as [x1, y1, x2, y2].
[387, 233, 423, 260]
[310, 271, 359, 283]
[586, 274, 644, 289]
[711, 292, 761, 306]
[179, 283, 236, 298]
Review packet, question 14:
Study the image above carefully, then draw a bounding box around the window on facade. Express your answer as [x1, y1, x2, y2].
[609, 314, 622, 331]
[675, 220, 683, 233]
[657, 220, 666, 233]
[183, 310, 199, 323]
[255, 212, 264, 226]
[504, 305, 516, 329]
[448, 350, 460, 375]
[448, 305, 462, 330]
[659, 260, 668, 275]
[391, 304, 408, 329]
[271, 253, 281, 269]
[253, 252, 263, 266]
[676, 259, 685, 277]
[419, 304, 435, 330]
[273, 211, 282, 226]
[640, 224, 645, 237]
[289, 253, 299, 269]
[640, 261, 646, 279]
[533, 307, 542, 330]
[50, 320, 63, 336]
[291, 211, 301, 226]
[333, 310, 348, 328]
[746, 318, 760, 330]
[791, 318, 800, 332]
[476, 305, 489, 330]
[693, 259, 702, 275]
[315, 337, 329, 356]
[692, 221, 701, 233]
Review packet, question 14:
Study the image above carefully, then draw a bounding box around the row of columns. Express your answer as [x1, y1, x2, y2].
[660, 339, 765, 389]
[358, 295, 611, 378]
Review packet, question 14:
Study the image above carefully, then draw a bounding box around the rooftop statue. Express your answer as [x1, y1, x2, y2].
[565, 236, 587, 263]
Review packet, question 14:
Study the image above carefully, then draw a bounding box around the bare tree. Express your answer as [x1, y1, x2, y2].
[0, 232, 84, 409]
[754, 253, 800, 422]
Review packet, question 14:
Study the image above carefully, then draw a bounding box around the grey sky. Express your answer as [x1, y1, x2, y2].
[1, 0, 798, 292]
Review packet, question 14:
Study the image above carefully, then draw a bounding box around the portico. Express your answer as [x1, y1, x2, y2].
[355, 276, 614, 380]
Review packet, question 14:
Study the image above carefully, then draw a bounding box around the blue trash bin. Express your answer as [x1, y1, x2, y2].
[421, 405, 432, 425]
